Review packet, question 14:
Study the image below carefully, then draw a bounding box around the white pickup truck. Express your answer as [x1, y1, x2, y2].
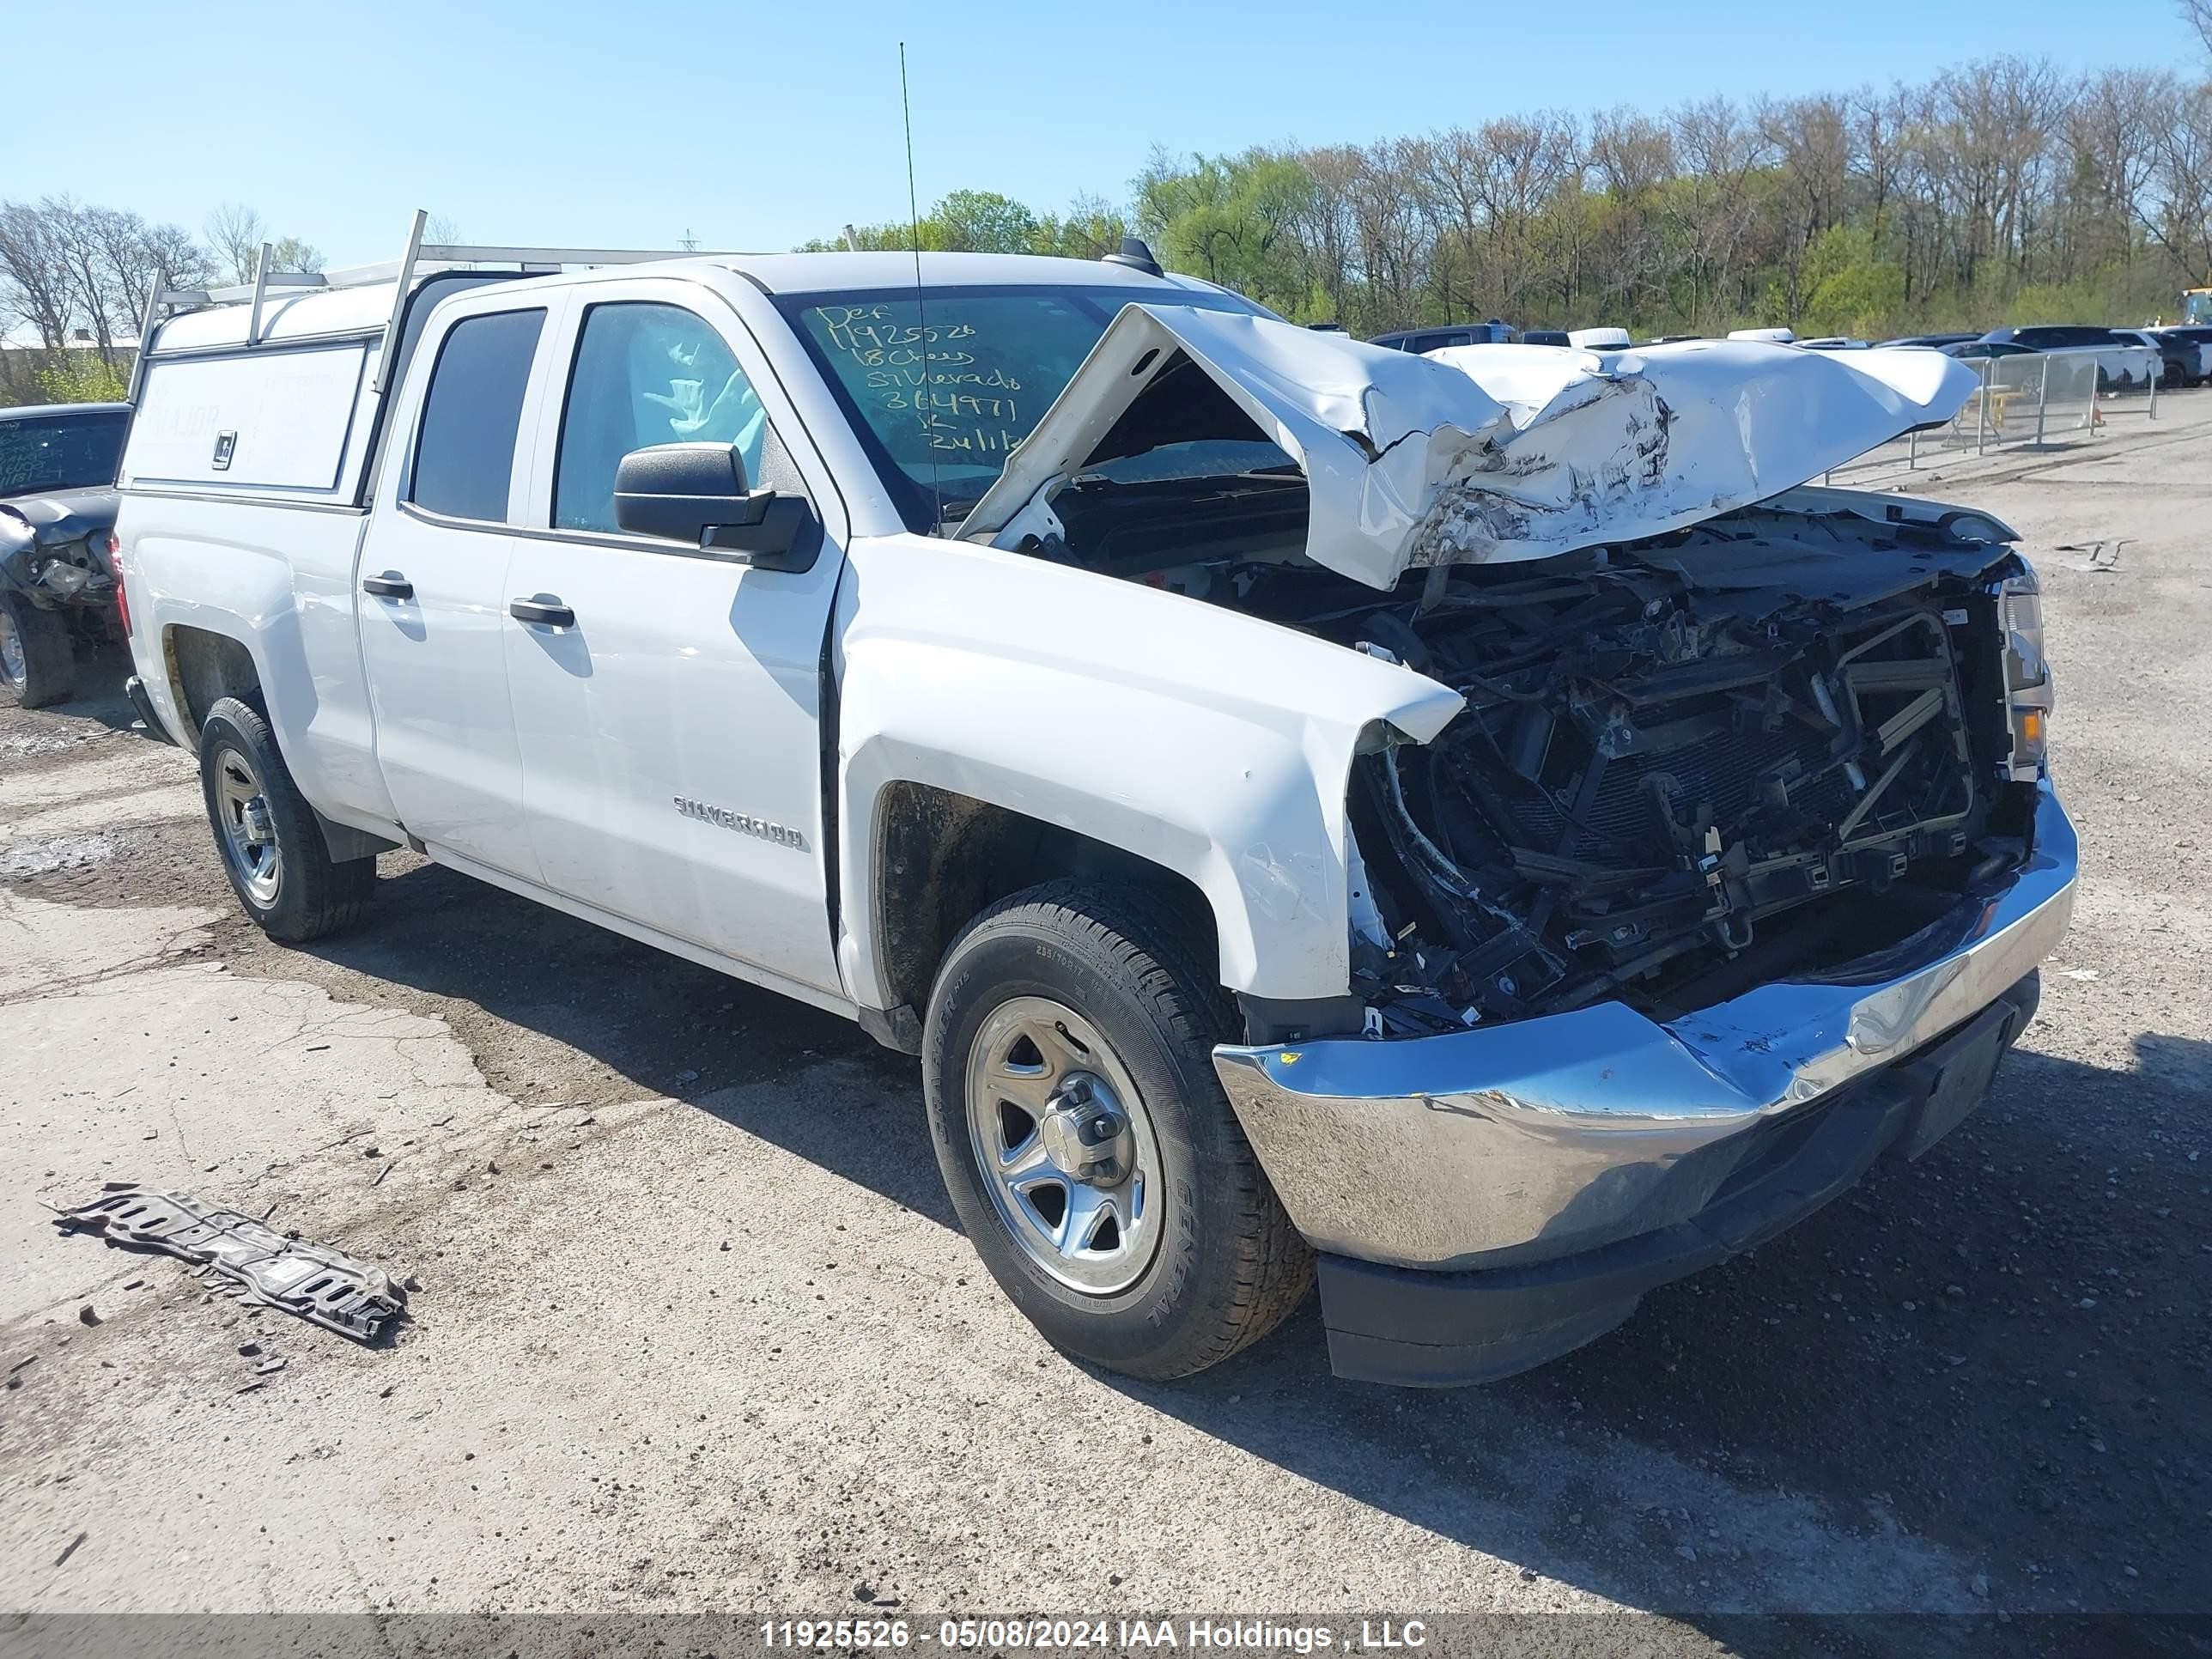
[112, 223, 2076, 1385]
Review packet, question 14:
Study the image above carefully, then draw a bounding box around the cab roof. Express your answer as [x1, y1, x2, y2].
[716, 251, 1223, 298]
[146, 250, 1233, 356]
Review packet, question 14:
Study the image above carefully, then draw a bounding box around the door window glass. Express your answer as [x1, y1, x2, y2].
[554, 302, 768, 535]
[409, 308, 545, 522]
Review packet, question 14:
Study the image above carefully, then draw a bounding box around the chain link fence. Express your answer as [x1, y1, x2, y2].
[1825, 349, 2132, 479]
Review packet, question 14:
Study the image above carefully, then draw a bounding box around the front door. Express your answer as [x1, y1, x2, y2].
[357, 301, 552, 882]
[500, 284, 845, 996]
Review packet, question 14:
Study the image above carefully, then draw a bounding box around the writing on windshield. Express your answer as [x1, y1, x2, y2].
[781, 284, 1262, 530]
[0, 413, 127, 496]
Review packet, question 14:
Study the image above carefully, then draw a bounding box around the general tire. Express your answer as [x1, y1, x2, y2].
[198, 696, 375, 942]
[0, 592, 75, 709]
[923, 879, 1313, 1379]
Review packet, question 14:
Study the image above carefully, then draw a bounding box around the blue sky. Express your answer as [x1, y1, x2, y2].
[15, 0, 2203, 265]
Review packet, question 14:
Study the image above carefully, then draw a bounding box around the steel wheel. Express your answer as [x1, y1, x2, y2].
[210, 740, 283, 906]
[963, 995, 1164, 1296]
[0, 606, 23, 691]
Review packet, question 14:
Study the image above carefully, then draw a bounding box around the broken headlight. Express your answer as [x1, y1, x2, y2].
[1997, 562, 2052, 780]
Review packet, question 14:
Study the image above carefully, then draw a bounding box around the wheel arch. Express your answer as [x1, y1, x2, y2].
[856, 781, 1223, 1051]
[163, 624, 264, 740]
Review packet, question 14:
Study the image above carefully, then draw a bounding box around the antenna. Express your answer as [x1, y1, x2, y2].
[900, 40, 944, 532]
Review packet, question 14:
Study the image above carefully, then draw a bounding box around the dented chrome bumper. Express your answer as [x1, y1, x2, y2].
[1213, 780, 2077, 1274]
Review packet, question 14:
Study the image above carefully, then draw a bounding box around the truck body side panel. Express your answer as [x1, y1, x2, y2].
[831, 532, 1464, 1008]
[121, 491, 397, 834]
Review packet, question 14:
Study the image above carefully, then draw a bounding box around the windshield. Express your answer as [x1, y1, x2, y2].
[0, 410, 126, 496]
[777, 284, 1268, 532]
[2185, 291, 2212, 326]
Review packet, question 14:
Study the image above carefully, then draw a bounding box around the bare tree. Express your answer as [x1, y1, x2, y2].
[2148, 81, 2212, 282]
[1673, 97, 1771, 326]
[204, 202, 267, 285]
[0, 200, 82, 349]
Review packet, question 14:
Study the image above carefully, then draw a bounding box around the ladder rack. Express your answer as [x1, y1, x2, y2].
[131, 209, 742, 400]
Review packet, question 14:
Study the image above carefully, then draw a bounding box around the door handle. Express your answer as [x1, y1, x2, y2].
[508, 594, 575, 628]
[362, 572, 413, 599]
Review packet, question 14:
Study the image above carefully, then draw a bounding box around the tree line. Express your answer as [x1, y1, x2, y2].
[0, 201, 341, 404]
[9, 48, 2212, 407]
[822, 55, 2212, 340]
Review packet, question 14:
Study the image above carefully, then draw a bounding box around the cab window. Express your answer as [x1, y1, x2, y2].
[409, 308, 545, 522]
[554, 302, 768, 536]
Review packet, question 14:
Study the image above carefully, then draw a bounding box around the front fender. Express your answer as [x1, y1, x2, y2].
[833, 536, 1462, 1005]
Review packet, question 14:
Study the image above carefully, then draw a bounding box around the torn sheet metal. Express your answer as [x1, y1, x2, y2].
[52, 1190, 405, 1341]
[960, 305, 1979, 592]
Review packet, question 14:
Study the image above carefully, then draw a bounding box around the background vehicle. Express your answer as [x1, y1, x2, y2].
[1942, 338, 2037, 361]
[1521, 329, 1572, 346]
[1977, 325, 2160, 389]
[2148, 325, 2212, 385]
[0, 402, 128, 707]
[1370, 320, 1518, 350]
[2181, 287, 2212, 326]
[112, 222, 2073, 1389]
[2112, 327, 2189, 385]
[1879, 331, 1981, 349]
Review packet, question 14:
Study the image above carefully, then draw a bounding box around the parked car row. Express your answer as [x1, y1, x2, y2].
[1360, 318, 2210, 392]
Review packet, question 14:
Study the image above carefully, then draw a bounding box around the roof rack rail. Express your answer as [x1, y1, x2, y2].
[131, 209, 735, 400]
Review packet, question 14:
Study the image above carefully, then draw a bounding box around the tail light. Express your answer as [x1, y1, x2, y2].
[107, 532, 131, 635]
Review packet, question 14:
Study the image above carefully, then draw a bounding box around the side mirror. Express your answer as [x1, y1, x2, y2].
[611, 442, 818, 572]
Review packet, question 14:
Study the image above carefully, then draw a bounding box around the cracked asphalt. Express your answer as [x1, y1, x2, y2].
[1, 404, 2206, 1656]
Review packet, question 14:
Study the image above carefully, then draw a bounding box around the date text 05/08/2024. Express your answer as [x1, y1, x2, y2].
[758, 1621, 1430, 1651]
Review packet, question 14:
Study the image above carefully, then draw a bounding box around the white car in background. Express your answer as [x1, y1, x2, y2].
[1973, 325, 2161, 390]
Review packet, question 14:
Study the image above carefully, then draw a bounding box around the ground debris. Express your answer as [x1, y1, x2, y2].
[49, 1189, 407, 1342]
[53, 1531, 88, 1568]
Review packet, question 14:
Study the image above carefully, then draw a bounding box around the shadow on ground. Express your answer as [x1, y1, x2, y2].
[292, 860, 2207, 1652]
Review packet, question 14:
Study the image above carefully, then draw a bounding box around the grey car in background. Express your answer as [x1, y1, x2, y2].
[0, 403, 129, 708]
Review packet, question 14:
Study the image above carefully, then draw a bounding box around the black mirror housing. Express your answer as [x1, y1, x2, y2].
[611, 442, 818, 572]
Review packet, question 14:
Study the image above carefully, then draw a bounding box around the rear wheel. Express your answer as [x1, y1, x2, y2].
[0, 592, 75, 709]
[923, 881, 1313, 1379]
[198, 696, 375, 941]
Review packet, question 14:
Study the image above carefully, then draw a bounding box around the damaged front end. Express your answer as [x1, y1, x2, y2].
[956, 301, 2078, 1381]
[1326, 512, 2039, 1035]
[954, 302, 2080, 1382]
[961, 302, 2048, 1036]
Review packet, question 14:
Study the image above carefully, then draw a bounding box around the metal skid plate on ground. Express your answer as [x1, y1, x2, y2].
[52, 1189, 406, 1341]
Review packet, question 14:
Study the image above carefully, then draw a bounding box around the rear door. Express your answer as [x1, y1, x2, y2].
[356, 296, 553, 882]
[498, 278, 848, 997]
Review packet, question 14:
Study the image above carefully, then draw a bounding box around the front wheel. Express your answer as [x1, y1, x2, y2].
[0, 592, 75, 708]
[923, 881, 1313, 1379]
[198, 696, 375, 942]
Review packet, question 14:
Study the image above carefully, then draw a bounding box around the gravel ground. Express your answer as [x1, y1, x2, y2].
[0, 405, 2206, 1656]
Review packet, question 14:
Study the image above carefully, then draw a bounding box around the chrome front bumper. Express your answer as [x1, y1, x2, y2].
[1213, 781, 2078, 1273]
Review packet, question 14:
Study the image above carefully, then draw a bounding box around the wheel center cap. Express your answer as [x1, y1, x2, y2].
[1038, 1077, 1132, 1186]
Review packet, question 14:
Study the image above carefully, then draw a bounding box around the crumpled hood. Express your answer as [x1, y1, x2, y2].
[960, 306, 1979, 592]
[0, 486, 118, 544]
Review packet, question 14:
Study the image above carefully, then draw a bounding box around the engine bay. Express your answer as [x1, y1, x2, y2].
[1026, 474, 2037, 1035]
